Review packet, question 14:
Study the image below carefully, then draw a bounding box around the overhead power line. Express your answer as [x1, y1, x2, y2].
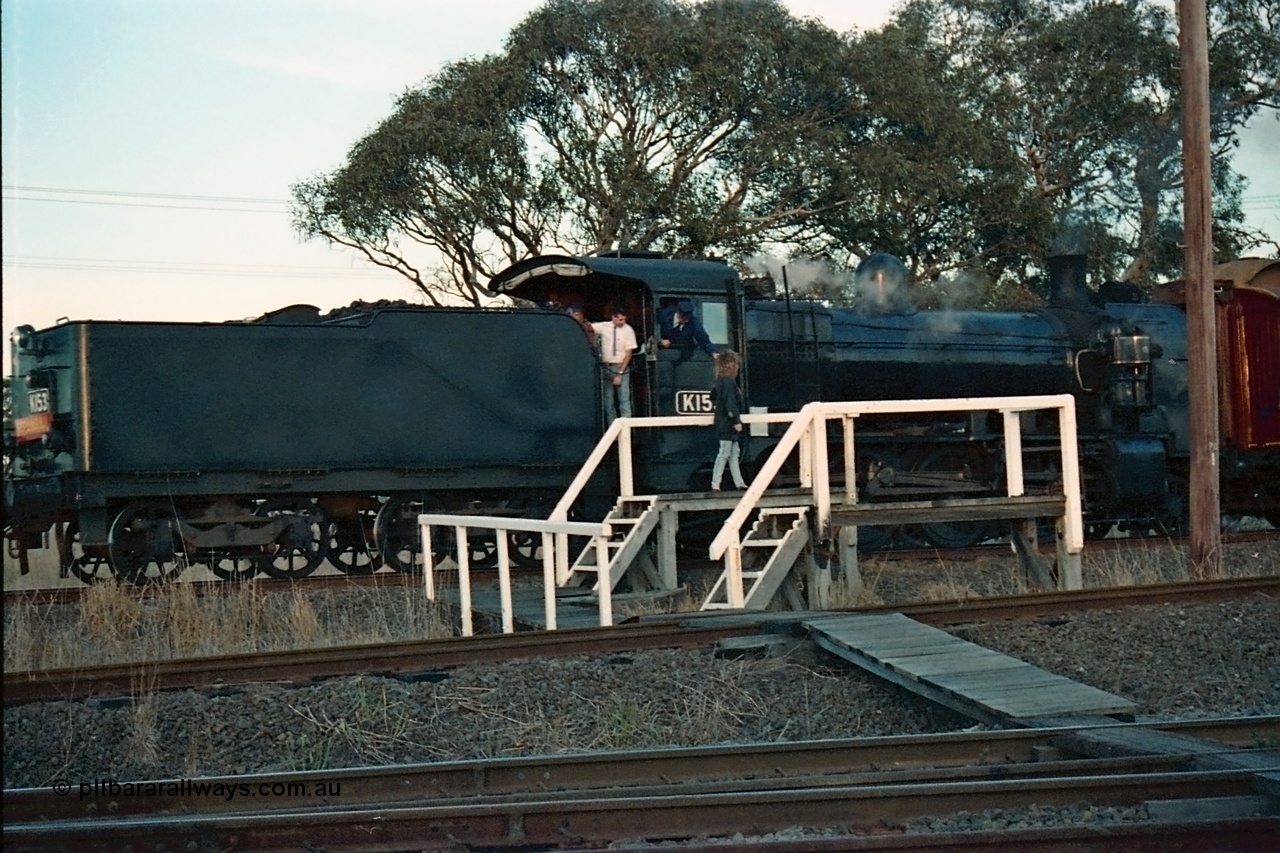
[2, 255, 391, 280]
[3, 195, 288, 213]
[2, 185, 288, 204]
[2, 185, 291, 213]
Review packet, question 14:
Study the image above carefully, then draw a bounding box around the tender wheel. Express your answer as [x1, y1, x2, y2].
[467, 532, 500, 570]
[254, 498, 329, 580]
[60, 520, 115, 585]
[375, 494, 449, 574]
[508, 530, 542, 568]
[911, 447, 997, 549]
[847, 523, 894, 553]
[203, 550, 260, 582]
[328, 510, 381, 575]
[507, 496, 552, 568]
[108, 501, 189, 585]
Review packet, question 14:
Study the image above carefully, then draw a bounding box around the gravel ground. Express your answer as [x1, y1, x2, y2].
[5, 598, 1276, 787]
[4, 546, 1278, 841]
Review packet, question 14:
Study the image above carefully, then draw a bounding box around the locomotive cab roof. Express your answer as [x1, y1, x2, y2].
[488, 254, 740, 305]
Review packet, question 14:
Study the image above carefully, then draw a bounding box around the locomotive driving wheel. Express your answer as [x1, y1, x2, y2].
[853, 450, 909, 553]
[911, 446, 997, 549]
[107, 500, 189, 585]
[254, 498, 329, 580]
[59, 520, 115, 585]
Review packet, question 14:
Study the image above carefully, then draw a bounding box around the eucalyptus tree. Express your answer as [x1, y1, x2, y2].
[809, 10, 1048, 289]
[830, 0, 1278, 292]
[292, 0, 854, 302]
[291, 56, 550, 306]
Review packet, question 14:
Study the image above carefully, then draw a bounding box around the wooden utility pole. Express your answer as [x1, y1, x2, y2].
[1177, 0, 1222, 577]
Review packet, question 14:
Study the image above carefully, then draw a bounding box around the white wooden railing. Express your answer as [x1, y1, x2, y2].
[546, 412, 792, 584]
[708, 395, 1083, 607]
[417, 514, 612, 635]
[421, 394, 1082, 632]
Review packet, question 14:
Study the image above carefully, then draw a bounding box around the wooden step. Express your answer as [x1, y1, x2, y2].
[743, 537, 787, 548]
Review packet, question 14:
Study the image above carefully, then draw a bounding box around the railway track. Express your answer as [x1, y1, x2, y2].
[6, 716, 1277, 851]
[6, 575, 1278, 705]
[873, 527, 1279, 566]
[5, 528, 1277, 608]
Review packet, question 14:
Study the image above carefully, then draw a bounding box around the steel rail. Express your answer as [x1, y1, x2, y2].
[876, 527, 1280, 565]
[6, 575, 1278, 705]
[1, 620, 761, 705]
[2, 567, 424, 607]
[7, 530, 1274, 607]
[657, 574, 1280, 629]
[566, 819, 1280, 852]
[5, 766, 1275, 852]
[8, 715, 1275, 823]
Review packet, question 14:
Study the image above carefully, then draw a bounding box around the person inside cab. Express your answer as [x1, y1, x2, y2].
[659, 300, 716, 357]
[591, 305, 638, 423]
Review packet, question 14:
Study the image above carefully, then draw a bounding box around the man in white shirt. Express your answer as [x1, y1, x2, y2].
[591, 305, 638, 423]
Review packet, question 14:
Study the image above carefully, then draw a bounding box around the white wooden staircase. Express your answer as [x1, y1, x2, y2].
[564, 496, 660, 593]
[702, 506, 810, 610]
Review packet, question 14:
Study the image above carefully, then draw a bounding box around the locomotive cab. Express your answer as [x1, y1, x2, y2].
[490, 253, 746, 492]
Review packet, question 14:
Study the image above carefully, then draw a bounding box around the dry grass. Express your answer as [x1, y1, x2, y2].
[4, 538, 1275, 673]
[4, 579, 455, 672]
[78, 582, 146, 642]
[838, 537, 1278, 606]
[127, 680, 162, 767]
[283, 678, 419, 769]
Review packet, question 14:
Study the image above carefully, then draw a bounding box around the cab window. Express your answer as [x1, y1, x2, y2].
[699, 300, 730, 345]
[656, 296, 731, 346]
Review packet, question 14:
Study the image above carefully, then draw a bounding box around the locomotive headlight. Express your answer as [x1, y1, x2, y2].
[1111, 334, 1151, 366]
[1107, 332, 1153, 410]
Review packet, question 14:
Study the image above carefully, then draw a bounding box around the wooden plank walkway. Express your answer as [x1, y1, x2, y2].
[804, 613, 1136, 724]
[438, 583, 690, 632]
[437, 585, 606, 631]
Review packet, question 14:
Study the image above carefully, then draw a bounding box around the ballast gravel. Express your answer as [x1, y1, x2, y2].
[4, 594, 1277, 841]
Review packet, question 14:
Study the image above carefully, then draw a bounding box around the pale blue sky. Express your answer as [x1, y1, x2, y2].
[3, 0, 1276, 375]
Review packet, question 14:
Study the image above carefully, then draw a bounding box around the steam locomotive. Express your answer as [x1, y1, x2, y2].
[6, 252, 1278, 583]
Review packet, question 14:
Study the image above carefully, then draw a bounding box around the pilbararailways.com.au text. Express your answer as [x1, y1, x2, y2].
[57, 778, 342, 801]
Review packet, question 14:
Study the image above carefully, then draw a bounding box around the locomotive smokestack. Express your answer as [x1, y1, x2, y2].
[1048, 254, 1089, 307]
[854, 253, 913, 314]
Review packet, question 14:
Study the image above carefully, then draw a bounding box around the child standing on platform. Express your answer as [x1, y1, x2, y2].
[710, 351, 748, 490]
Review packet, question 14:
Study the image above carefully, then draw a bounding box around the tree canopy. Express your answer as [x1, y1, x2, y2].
[292, 0, 1278, 304]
